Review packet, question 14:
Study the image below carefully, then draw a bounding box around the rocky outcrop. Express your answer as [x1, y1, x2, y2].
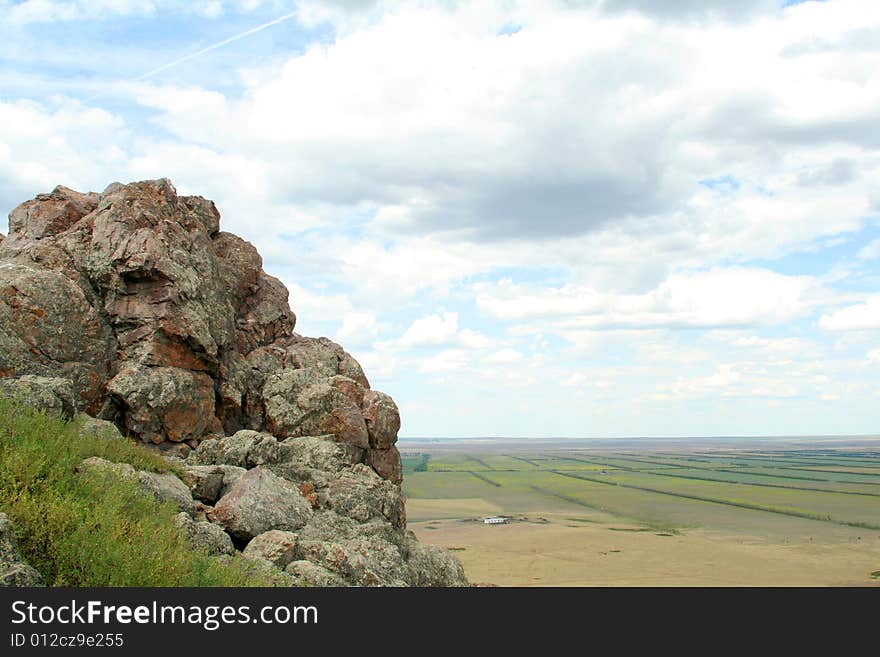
[0, 179, 466, 587]
[0, 513, 44, 587]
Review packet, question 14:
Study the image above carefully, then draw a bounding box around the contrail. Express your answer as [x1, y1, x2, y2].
[134, 10, 299, 81]
[83, 10, 299, 101]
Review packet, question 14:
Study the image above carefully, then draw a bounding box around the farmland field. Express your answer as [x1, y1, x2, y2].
[400, 437, 880, 586]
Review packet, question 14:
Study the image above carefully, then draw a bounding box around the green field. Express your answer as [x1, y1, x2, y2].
[401, 442, 880, 585]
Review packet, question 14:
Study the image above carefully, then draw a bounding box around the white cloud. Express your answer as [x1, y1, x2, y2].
[335, 311, 380, 345]
[857, 239, 880, 260]
[396, 312, 493, 350]
[478, 268, 821, 329]
[485, 348, 523, 364]
[416, 349, 472, 374]
[819, 295, 880, 331]
[398, 312, 459, 347]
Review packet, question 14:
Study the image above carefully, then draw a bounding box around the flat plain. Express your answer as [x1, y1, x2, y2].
[401, 437, 880, 586]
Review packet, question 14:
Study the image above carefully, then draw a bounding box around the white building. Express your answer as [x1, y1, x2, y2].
[482, 516, 509, 525]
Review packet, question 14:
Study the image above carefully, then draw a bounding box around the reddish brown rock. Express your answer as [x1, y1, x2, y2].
[366, 446, 403, 485]
[362, 390, 400, 449]
[7, 185, 99, 240]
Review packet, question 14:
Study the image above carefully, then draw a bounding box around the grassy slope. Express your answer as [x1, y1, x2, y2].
[0, 397, 273, 586]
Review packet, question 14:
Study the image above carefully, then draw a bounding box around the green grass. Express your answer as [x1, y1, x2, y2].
[0, 397, 277, 586]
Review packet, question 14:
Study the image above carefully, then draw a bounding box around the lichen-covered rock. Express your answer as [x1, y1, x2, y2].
[284, 560, 346, 586]
[77, 457, 194, 513]
[0, 376, 76, 419]
[403, 533, 469, 587]
[0, 513, 44, 587]
[326, 464, 406, 528]
[189, 430, 280, 468]
[294, 531, 410, 586]
[107, 366, 217, 444]
[7, 185, 98, 240]
[241, 530, 298, 568]
[76, 413, 123, 440]
[174, 512, 234, 556]
[263, 368, 369, 448]
[208, 467, 312, 540]
[278, 435, 365, 473]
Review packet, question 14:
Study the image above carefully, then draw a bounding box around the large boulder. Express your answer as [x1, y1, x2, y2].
[107, 366, 218, 444]
[0, 513, 44, 587]
[262, 368, 369, 448]
[208, 467, 312, 540]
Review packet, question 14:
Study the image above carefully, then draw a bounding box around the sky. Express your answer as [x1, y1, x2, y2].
[1, 0, 879, 438]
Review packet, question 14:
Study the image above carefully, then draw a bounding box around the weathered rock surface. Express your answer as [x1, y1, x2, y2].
[1, 179, 466, 586]
[174, 513, 235, 556]
[0, 376, 75, 419]
[0, 513, 44, 587]
[241, 530, 298, 568]
[207, 467, 312, 540]
[76, 413, 124, 440]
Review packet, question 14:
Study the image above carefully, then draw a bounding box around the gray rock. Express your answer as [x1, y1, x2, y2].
[76, 456, 136, 479]
[284, 560, 346, 586]
[294, 534, 410, 587]
[242, 530, 298, 569]
[215, 464, 247, 497]
[189, 430, 280, 468]
[278, 435, 365, 472]
[326, 464, 406, 528]
[136, 471, 195, 513]
[76, 413, 123, 440]
[208, 467, 312, 540]
[404, 534, 469, 587]
[0, 513, 44, 587]
[262, 368, 369, 448]
[0, 375, 76, 419]
[174, 513, 234, 556]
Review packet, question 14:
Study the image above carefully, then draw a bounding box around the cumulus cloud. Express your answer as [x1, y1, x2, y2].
[397, 312, 492, 349]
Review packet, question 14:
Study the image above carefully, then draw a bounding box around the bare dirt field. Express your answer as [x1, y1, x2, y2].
[409, 507, 880, 586]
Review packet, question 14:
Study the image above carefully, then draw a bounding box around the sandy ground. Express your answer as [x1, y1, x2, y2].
[407, 501, 880, 587]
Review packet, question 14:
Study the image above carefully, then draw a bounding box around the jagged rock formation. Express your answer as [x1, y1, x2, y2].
[0, 180, 467, 586]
